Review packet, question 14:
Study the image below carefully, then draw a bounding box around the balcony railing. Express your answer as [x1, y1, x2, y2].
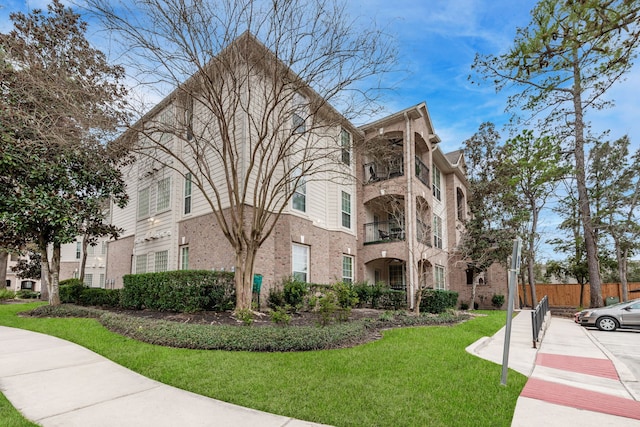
[363, 157, 404, 184]
[415, 156, 429, 187]
[364, 220, 405, 244]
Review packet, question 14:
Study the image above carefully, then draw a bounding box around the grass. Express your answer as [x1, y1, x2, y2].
[0, 303, 527, 426]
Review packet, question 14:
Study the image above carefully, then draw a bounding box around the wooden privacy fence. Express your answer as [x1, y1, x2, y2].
[520, 283, 640, 308]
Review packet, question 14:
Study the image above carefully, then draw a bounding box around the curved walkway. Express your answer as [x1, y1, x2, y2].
[0, 326, 328, 427]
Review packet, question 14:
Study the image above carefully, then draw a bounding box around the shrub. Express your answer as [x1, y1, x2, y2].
[370, 281, 389, 308]
[353, 282, 372, 307]
[121, 270, 235, 312]
[235, 308, 254, 326]
[269, 307, 292, 325]
[267, 287, 286, 310]
[282, 278, 308, 310]
[0, 289, 16, 301]
[332, 282, 358, 309]
[420, 289, 459, 314]
[16, 290, 39, 299]
[491, 294, 505, 309]
[459, 302, 469, 310]
[59, 279, 86, 304]
[317, 291, 339, 326]
[79, 288, 121, 307]
[378, 289, 407, 310]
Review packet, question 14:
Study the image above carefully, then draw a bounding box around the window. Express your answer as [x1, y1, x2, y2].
[87, 244, 95, 256]
[389, 264, 404, 290]
[417, 218, 431, 246]
[433, 215, 443, 249]
[101, 241, 107, 255]
[155, 250, 169, 272]
[135, 254, 148, 274]
[156, 177, 171, 212]
[84, 274, 93, 287]
[292, 113, 305, 133]
[75, 242, 81, 259]
[457, 188, 465, 221]
[342, 255, 354, 283]
[292, 244, 309, 282]
[341, 191, 351, 228]
[292, 168, 306, 212]
[180, 246, 189, 270]
[432, 166, 441, 201]
[138, 186, 150, 219]
[435, 265, 445, 290]
[99, 274, 105, 288]
[184, 173, 192, 215]
[340, 128, 351, 166]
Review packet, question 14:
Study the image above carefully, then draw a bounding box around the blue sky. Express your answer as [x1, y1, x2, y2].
[3, 0, 639, 261]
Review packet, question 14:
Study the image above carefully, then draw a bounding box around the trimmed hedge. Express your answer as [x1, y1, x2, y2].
[79, 288, 122, 307]
[59, 279, 86, 304]
[419, 289, 459, 314]
[121, 270, 235, 312]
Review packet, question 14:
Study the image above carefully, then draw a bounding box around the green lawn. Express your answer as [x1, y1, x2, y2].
[0, 303, 526, 426]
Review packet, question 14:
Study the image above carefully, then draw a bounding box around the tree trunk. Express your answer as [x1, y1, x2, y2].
[619, 246, 629, 302]
[49, 242, 61, 306]
[39, 244, 50, 302]
[234, 246, 257, 311]
[579, 282, 585, 308]
[572, 58, 602, 308]
[470, 273, 478, 311]
[80, 235, 89, 283]
[0, 250, 8, 289]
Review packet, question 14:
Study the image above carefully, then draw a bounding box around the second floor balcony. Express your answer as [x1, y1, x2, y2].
[364, 220, 405, 244]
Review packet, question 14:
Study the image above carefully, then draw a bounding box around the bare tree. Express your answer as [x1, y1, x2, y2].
[87, 0, 397, 311]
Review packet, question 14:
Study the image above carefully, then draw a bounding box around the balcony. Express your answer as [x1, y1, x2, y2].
[415, 156, 429, 187]
[363, 157, 404, 184]
[364, 220, 405, 244]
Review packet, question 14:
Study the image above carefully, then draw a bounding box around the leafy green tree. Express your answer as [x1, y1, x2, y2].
[499, 129, 567, 306]
[472, 0, 640, 307]
[11, 250, 42, 281]
[0, 1, 129, 305]
[459, 122, 522, 309]
[589, 136, 640, 301]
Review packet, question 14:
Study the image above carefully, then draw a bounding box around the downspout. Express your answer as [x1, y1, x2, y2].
[404, 112, 416, 310]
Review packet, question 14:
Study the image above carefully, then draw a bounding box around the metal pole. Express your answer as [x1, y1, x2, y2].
[501, 237, 522, 386]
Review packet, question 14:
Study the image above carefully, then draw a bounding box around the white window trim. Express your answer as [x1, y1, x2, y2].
[340, 127, 351, 166]
[435, 265, 446, 290]
[341, 190, 351, 229]
[433, 215, 443, 249]
[432, 166, 442, 202]
[292, 243, 309, 282]
[156, 177, 171, 213]
[184, 173, 192, 215]
[137, 186, 150, 219]
[180, 246, 189, 270]
[292, 168, 306, 213]
[342, 255, 354, 283]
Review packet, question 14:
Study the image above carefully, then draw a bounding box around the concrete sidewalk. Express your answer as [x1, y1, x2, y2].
[0, 326, 328, 427]
[468, 310, 640, 426]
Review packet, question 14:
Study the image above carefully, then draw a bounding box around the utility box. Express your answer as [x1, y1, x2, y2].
[605, 296, 619, 306]
[252, 274, 263, 294]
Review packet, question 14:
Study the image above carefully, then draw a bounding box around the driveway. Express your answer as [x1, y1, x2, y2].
[589, 328, 640, 399]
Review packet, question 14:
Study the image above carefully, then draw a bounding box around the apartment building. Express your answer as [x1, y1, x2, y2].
[51, 33, 507, 308]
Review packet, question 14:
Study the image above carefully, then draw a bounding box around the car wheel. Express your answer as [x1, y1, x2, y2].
[596, 316, 618, 331]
